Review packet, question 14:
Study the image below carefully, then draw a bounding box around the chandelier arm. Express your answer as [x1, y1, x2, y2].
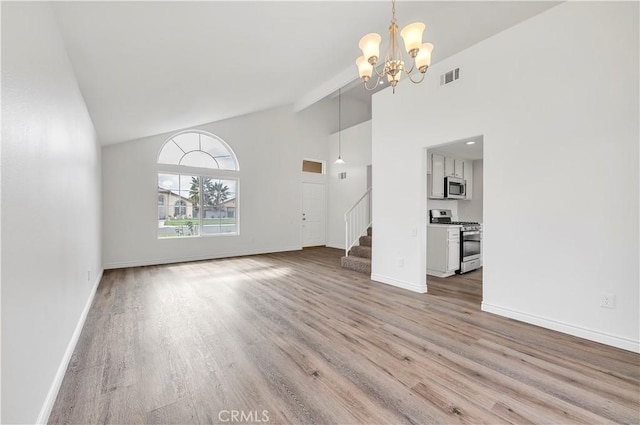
[372, 63, 386, 78]
[403, 59, 416, 76]
[363, 75, 382, 91]
[406, 70, 427, 84]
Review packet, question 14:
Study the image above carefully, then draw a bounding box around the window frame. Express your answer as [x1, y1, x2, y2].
[157, 130, 240, 240]
[157, 170, 240, 239]
[157, 130, 239, 171]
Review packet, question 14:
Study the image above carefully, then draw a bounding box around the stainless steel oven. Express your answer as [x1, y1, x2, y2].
[460, 227, 482, 273]
[429, 209, 482, 274]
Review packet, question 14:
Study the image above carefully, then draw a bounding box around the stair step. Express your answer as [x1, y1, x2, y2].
[367, 227, 373, 237]
[359, 235, 372, 247]
[349, 245, 371, 259]
[341, 256, 371, 274]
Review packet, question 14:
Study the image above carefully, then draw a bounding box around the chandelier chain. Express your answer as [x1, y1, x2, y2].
[391, 0, 396, 24]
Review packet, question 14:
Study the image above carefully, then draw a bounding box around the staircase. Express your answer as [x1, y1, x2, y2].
[341, 226, 372, 274]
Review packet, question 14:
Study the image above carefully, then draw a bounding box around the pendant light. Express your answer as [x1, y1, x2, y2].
[335, 87, 345, 164]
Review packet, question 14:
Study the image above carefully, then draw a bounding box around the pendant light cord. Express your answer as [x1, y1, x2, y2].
[335, 88, 345, 164]
[338, 88, 342, 158]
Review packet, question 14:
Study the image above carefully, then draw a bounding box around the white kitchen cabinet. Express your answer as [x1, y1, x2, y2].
[447, 231, 461, 272]
[429, 152, 474, 200]
[429, 153, 445, 199]
[463, 160, 473, 200]
[427, 225, 461, 277]
[445, 157, 464, 178]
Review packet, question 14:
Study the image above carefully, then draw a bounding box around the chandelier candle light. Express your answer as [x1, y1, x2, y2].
[356, 0, 434, 93]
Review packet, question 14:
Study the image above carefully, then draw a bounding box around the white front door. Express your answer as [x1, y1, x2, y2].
[302, 182, 326, 247]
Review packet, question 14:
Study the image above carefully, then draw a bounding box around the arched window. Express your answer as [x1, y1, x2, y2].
[158, 131, 238, 171]
[158, 195, 166, 220]
[157, 131, 239, 238]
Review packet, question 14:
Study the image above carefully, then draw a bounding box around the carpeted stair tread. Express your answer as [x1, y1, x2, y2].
[341, 256, 371, 274]
[359, 235, 372, 247]
[341, 226, 373, 274]
[349, 245, 371, 259]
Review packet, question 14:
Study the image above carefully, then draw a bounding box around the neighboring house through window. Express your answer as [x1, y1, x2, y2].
[174, 200, 187, 216]
[157, 131, 239, 238]
[158, 195, 166, 220]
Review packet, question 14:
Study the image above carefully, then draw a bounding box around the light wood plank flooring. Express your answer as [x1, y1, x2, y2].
[49, 248, 639, 424]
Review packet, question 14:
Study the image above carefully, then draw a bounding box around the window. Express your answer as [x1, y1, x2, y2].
[158, 195, 166, 220]
[157, 131, 239, 238]
[174, 200, 187, 216]
[302, 159, 324, 174]
[158, 131, 238, 171]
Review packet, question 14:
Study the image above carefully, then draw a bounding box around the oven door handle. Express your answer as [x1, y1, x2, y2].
[462, 231, 481, 235]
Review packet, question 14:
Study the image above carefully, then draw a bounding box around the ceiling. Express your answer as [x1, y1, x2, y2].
[51, 1, 561, 145]
[430, 135, 484, 160]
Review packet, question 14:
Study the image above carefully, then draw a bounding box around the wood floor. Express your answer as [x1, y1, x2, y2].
[49, 248, 639, 424]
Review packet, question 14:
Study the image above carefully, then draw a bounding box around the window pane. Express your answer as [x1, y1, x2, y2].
[181, 151, 217, 168]
[213, 155, 237, 171]
[172, 132, 200, 153]
[201, 135, 237, 170]
[202, 178, 237, 235]
[200, 135, 229, 157]
[302, 160, 323, 173]
[158, 173, 200, 238]
[158, 140, 184, 164]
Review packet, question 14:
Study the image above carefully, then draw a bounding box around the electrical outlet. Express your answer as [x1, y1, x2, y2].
[87, 270, 91, 283]
[397, 258, 404, 267]
[600, 293, 616, 309]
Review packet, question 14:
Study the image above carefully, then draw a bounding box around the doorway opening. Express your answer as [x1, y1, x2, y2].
[425, 135, 484, 308]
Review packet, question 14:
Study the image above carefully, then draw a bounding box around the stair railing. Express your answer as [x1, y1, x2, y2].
[344, 187, 372, 257]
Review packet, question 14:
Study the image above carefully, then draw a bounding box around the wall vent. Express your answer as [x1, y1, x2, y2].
[440, 68, 460, 86]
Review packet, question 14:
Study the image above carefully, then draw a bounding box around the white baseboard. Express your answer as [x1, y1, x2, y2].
[36, 268, 104, 424]
[371, 273, 427, 293]
[482, 302, 640, 354]
[103, 246, 302, 269]
[427, 269, 456, 278]
[326, 242, 345, 250]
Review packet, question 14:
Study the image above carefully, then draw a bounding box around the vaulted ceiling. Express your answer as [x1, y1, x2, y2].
[52, 1, 560, 145]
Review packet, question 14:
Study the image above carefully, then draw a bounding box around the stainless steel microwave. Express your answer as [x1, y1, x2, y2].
[445, 176, 466, 199]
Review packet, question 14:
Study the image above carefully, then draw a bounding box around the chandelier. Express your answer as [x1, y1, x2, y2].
[355, 0, 434, 93]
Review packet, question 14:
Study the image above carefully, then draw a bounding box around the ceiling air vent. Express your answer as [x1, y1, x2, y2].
[440, 68, 460, 86]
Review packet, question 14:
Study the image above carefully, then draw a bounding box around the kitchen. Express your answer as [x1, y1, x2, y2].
[426, 136, 484, 297]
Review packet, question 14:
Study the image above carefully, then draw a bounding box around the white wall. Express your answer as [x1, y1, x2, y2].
[372, 2, 639, 351]
[327, 121, 372, 249]
[103, 101, 334, 268]
[457, 159, 483, 223]
[1, 3, 103, 423]
[337, 95, 370, 131]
